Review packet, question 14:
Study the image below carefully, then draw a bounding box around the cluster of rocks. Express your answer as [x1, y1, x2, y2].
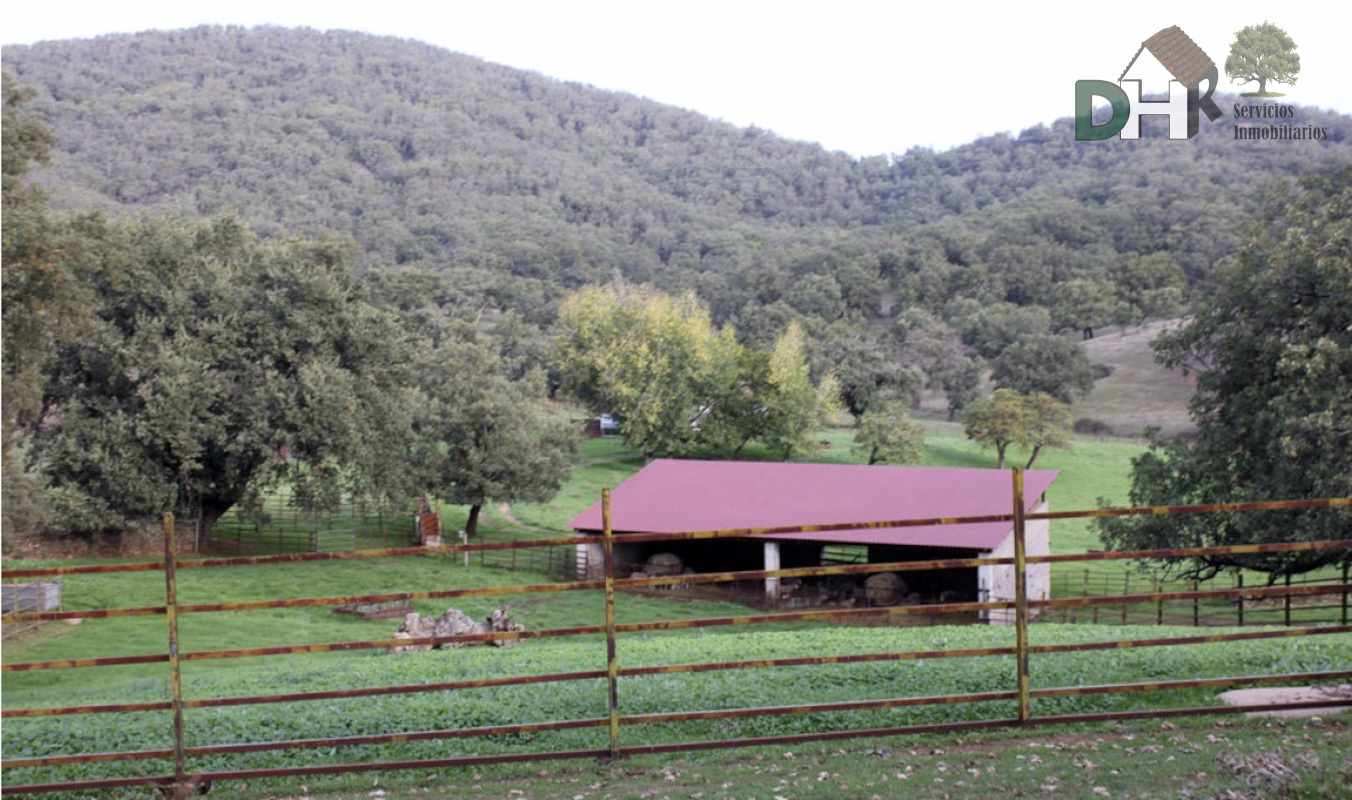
[390, 605, 524, 653]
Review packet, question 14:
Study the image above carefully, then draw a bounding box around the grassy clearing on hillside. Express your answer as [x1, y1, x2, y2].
[1075, 320, 1196, 438]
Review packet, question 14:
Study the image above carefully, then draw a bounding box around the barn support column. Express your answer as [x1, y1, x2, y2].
[764, 541, 781, 602]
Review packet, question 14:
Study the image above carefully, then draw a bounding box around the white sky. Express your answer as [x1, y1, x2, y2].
[3, 1, 1348, 156]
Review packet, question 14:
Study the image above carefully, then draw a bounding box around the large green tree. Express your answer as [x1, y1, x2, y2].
[756, 322, 842, 459]
[990, 333, 1095, 404]
[413, 333, 577, 537]
[963, 388, 1073, 469]
[2, 72, 101, 544]
[31, 216, 415, 536]
[1097, 169, 1351, 580]
[557, 282, 741, 457]
[1225, 22, 1300, 95]
[854, 400, 926, 466]
[557, 283, 836, 458]
[806, 319, 917, 421]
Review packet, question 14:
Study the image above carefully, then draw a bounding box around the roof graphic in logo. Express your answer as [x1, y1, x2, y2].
[1120, 26, 1216, 88]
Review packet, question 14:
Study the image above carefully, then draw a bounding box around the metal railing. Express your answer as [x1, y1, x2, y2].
[2, 474, 1349, 797]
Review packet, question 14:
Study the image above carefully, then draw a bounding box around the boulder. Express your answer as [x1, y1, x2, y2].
[644, 552, 683, 576]
[863, 572, 909, 606]
[391, 612, 436, 653]
[433, 608, 487, 646]
[487, 605, 525, 647]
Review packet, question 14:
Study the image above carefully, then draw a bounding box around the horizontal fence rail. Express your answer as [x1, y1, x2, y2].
[2, 484, 1349, 797]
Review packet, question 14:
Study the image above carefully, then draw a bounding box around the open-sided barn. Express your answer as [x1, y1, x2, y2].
[570, 460, 1058, 623]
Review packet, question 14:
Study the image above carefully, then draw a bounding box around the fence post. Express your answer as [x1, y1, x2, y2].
[1237, 573, 1245, 627]
[1080, 569, 1088, 624]
[1284, 573, 1292, 627]
[1122, 572, 1129, 625]
[162, 513, 188, 794]
[1012, 469, 1031, 724]
[1343, 563, 1349, 627]
[602, 488, 621, 759]
[1156, 581, 1164, 625]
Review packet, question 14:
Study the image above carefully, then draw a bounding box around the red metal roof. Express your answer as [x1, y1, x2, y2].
[570, 460, 1058, 551]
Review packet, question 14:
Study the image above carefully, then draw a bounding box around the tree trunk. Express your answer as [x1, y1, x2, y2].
[465, 503, 482, 537]
[1258, 77, 1267, 94]
[1025, 445, 1044, 469]
[195, 497, 237, 550]
[996, 443, 1007, 470]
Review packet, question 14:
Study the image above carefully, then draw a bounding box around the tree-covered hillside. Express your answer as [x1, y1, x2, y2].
[5, 25, 1351, 334]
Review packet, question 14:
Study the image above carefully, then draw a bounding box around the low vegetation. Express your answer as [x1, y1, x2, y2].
[250, 715, 1352, 800]
[5, 617, 1350, 791]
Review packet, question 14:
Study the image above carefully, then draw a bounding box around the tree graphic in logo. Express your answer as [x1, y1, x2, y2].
[1225, 22, 1300, 97]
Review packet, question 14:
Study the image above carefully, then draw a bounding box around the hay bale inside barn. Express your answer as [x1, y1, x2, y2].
[569, 460, 1057, 624]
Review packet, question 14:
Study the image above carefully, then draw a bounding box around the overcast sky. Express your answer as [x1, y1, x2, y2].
[4, 1, 1348, 156]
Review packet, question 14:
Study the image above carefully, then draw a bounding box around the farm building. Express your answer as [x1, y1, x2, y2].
[569, 460, 1057, 624]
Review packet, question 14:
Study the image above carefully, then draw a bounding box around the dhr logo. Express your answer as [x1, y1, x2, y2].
[1076, 25, 1223, 140]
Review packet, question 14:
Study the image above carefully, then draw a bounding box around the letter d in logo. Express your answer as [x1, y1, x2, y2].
[1075, 81, 1130, 141]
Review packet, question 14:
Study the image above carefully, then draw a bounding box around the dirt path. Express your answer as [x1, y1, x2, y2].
[496, 502, 522, 526]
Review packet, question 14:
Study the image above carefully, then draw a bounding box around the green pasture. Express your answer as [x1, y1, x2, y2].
[4, 615, 1350, 791]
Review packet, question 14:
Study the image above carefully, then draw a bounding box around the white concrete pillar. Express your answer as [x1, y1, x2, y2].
[764, 541, 781, 601]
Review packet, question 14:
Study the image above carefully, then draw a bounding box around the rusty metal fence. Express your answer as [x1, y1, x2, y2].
[2, 472, 1350, 797]
[1050, 564, 1352, 627]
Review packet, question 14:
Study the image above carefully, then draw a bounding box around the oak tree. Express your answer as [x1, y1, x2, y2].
[1225, 22, 1300, 95]
[1097, 169, 1351, 580]
[990, 334, 1095, 404]
[413, 332, 577, 537]
[854, 400, 926, 466]
[31, 217, 415, 536]
[963, 389, 1073, 469]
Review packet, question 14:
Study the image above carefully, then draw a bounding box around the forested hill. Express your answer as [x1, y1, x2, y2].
[4, 25, 1352, 332]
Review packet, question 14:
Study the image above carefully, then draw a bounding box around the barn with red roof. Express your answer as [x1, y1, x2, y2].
[569, 460, 1057, 623]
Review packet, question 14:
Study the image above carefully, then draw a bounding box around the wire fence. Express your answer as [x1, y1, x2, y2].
[1050, 564, 1352, 627]
[206, 494, 416, 554]
[2, 480, 1349, 798]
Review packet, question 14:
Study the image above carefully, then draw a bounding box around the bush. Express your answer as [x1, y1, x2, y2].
[1074, 417, 1114, 435]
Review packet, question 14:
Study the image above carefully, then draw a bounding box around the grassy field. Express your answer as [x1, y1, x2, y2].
[5, 613, 1350, 795]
